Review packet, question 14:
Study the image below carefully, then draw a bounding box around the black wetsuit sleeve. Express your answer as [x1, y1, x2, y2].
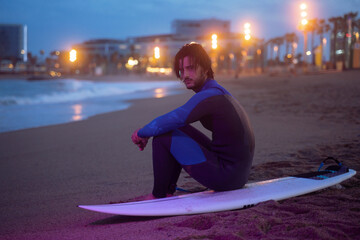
[137, 89, 223, 138]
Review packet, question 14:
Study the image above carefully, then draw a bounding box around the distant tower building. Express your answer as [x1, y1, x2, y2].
[0, 24, 28, 62]
[172, 18, 231, 38]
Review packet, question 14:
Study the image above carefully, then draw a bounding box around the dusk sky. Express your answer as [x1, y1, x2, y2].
[1, 0, 360, 56]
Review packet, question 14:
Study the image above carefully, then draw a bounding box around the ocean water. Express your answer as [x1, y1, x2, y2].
[0, 78, 184, 133]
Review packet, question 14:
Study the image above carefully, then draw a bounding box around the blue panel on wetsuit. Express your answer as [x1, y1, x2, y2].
[137, 79, 227, 138]
[170, 129, 206, 166]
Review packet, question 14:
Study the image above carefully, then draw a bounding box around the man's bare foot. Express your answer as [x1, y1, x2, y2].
[109, 193, 173, 204]
[134, 193, 157, 201]
[132, 193, 173, 201]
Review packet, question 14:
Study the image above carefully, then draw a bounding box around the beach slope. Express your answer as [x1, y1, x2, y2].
[0, 71, 359, 239]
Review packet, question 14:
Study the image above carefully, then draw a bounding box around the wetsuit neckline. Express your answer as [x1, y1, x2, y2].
[199, 78, 232, 96]
[199, 78, 216, 92]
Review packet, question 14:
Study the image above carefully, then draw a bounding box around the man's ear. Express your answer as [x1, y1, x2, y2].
[203, 69, 208, 79]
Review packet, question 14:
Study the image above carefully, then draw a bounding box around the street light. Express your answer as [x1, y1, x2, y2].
[154, 46, 160, 59]
[69, 49, 77, 62]
[211, 34, 218, 49]
[300, 3, 307, 10]
[244, 23, 251, 40]
[299, 3, 309, 64]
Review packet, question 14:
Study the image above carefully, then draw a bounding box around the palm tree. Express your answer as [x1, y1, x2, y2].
[272, 37, 284, 64]
[316, 19, 331, 66]
[27, 52, 37, 74]
[284, 33, 292, 60]
[307, 19, 319, 64]
[342, 12, 358, 68]
[328, 16, 343, 66]
[284, 33, 298, 64]
[39, 50, 45, 64]
[268, 38, 275, 63]
[265, 38, 276, 65]
[355, 18, 360, 31]
[10, 56, 18, 74]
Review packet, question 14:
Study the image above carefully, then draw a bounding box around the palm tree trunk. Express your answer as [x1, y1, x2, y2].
[331, 23, 337, 66]
[320, 33, 324, 67]
[342, 17, 347, 69]
[311, 31, 316, 65]
[285, 42, 289, 64]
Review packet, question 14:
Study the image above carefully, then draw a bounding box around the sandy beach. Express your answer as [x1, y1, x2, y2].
[1, 70, 359, 239]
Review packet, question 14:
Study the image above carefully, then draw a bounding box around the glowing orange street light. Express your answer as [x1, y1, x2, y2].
[69, 49, 77, 62]
[299, 3, 308, 28]
[154, 46, 160, 59]
[211, 34, 218, 49]
[299, 2, 308, 28]
[244, 22, 251, 40]
[299, 3, 308, 63]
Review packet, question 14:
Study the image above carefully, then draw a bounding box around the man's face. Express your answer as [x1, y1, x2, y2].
[179, 56, 207, 92]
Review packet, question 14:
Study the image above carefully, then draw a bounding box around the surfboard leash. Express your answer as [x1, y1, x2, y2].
[294, 157, 349, 180]
[317, 156, 349, 173]
[176, 187, 209, 193]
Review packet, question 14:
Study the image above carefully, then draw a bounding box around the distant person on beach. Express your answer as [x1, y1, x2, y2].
[131, 42, 255, 199]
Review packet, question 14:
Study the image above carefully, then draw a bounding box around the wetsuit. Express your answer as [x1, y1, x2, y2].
[138, 79, 255, 198]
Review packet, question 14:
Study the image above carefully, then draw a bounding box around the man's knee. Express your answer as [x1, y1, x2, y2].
[152, 131, 172, 149]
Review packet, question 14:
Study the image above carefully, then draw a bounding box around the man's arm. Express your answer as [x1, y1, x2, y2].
[136, 88, 223, 138]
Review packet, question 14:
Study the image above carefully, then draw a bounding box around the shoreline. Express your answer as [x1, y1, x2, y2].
[0, 65, 352, 82]
[0, 78, 185, 133]
[0, 73, 179, 82]
[1, 70, 359, 239]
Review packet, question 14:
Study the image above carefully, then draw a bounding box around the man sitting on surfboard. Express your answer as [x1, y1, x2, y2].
[131, 42, 255, 199]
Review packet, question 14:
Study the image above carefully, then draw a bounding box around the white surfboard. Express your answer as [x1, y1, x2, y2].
[78, 169, 356, 216]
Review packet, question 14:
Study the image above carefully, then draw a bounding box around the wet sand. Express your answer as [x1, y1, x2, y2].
[0, 70, 359, 239]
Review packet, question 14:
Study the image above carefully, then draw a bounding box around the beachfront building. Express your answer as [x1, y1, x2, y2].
[172, 19, 231, 38]
[129, 18, 264, 75]
[0, 24, 28, 73]
[71, 39, 129, 75]
[132, 18, 234, 64]
[71, 18, 264, 76]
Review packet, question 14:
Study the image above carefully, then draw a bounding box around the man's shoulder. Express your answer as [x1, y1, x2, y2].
[197, 86, 224, 97]
[184, 86, 222, 108]
[201, 82, 230, 96]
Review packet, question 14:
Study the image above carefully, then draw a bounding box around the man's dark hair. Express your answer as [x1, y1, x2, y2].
[174, 42, 214, 79]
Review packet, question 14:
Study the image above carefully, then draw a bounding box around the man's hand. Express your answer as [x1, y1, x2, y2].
[131, 128, 149, 151]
